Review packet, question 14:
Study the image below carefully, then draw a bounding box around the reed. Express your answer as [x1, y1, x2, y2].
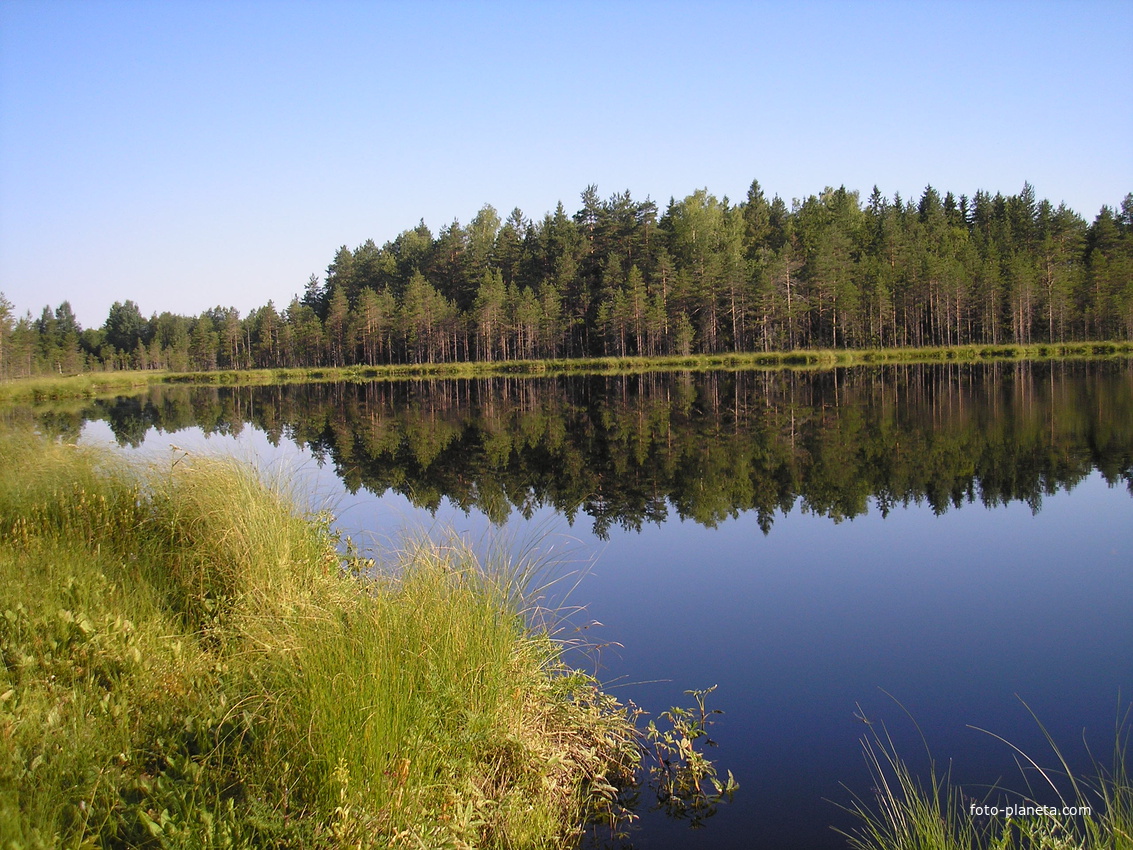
[839, 703, 1133, 850]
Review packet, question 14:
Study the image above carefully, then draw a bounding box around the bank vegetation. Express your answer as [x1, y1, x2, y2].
[0, 431, 640, 848]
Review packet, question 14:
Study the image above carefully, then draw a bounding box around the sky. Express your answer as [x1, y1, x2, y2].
[2, 0, 1131, 329]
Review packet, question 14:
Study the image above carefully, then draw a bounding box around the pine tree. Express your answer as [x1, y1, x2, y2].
[474, 269, 507, 361]
[325, 286, 351, 366]
[0, 292, 12, 378]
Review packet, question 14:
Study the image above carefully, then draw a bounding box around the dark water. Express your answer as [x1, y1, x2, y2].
[33, 360, 1133, 849]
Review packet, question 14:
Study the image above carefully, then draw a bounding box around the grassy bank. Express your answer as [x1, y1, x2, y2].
[0, 432, 639, 848]
[0, 372, 157, 403]
[156, 341, 1133, 385]
[3, 341, 1131, 402]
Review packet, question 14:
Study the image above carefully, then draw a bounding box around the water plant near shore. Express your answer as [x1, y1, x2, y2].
[839, 703, 1133, 850]
[645, 684, 739, 826]
[0, 430, 641, 848]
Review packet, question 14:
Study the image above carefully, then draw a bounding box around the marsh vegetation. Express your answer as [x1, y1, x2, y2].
[0, 432, 642, 848]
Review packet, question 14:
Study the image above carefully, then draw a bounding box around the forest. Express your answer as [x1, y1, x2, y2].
[2, 180, 1132, 379]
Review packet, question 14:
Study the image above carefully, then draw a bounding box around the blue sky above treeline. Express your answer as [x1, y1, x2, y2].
[1, 0, 1130, 327]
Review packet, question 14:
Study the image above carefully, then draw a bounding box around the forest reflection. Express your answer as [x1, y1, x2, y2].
[39, 361, 1133, 538]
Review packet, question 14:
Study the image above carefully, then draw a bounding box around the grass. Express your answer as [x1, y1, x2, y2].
[0, 371, 157, 403]
[3, 341, 1132, 401]
[152, 342, 1133, 385]
[0, 430, 641, 848]
[839, 702, 1133, 850]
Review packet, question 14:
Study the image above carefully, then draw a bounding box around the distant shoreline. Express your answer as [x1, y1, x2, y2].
[2, 340, 1132, 402]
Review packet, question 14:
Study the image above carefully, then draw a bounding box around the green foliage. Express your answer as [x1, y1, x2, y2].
[645, 685, 738, 825]
[103, 300, 148, 358]
[4, 181, 1132, 379]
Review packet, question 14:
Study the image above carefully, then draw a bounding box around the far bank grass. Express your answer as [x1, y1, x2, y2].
[3, 340, 1132, 402]
[155, 341, 1133, 385]
[0, 371, 156, 403]
[0, 431, 639, 848]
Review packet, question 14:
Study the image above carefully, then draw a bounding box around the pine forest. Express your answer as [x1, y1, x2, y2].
[3, 181, 1132, 378]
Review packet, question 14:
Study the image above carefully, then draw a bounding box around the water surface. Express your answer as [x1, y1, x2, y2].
[45, 360, 1133, 848]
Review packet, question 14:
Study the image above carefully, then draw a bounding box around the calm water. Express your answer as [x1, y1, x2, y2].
[35, 360, 1133, 849]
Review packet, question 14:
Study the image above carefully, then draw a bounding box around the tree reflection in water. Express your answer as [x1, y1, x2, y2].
[28, 360, 1133, 540]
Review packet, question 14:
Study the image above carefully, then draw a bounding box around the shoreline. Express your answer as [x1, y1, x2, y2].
[2, 340, 1131, 402]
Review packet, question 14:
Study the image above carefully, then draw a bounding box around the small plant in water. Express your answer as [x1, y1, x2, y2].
[645, 685, 738, 826]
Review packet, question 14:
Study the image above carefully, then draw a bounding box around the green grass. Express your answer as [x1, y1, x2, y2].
[156, 342, 1133, 386]
[839, 704, 1133, 850]
[4, 341, 1132, 401]
[0, 371, 158, 403]
[0, 431, 640, 848]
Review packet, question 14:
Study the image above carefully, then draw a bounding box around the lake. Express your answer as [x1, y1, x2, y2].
[33, 359, 1132, 849]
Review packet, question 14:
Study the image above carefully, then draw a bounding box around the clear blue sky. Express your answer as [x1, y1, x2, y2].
[2, 0, 1131, 328]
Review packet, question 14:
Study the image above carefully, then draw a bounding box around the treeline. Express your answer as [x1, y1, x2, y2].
[2, 181, 1132, 378]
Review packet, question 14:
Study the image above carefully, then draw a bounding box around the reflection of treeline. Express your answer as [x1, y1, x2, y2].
[61, 362, 1133, 536]
[2, 182, 1132, 378]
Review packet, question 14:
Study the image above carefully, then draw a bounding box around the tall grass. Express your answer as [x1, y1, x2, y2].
[156, 342, 1133, 386]
[839, 704, 1133, 850]
[0, 430, 639, 848]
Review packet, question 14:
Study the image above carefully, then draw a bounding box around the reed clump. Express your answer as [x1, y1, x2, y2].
[840, 705, 1133, 850]
[0, 431, 639, 848]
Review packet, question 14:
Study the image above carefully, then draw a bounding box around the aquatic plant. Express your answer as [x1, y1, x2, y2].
[645, 685, 739, 826]
[3, 341, 1131, 403]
